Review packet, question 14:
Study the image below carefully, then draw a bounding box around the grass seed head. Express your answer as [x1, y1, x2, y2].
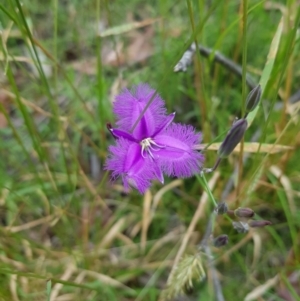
[160, 254, 206, 301]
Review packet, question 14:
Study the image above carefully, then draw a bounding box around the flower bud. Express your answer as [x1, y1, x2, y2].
[213, 234, 228, 247]
[248, 220, 272, 228]
[215, 202, 228, 215]
[245, 85, 262, 114]
[232, 221, 249, 233]
[218, 119, 248, 158]
[234, 207, 255, 218]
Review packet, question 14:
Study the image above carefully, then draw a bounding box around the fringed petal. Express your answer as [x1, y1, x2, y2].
[105, 139, 157, 193]
[113, 84, 167, 140]
[109, 128, 136, 142]
[152, 112, 176, 136]
[154, 123, 204, 177]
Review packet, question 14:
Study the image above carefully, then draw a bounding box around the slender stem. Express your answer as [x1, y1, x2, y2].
[53, 0, 58, 92]
[186, 0, 207, 136]
[97, 0, 107, 153]
[202, 157, 222, 174]
[237, 0, 248, 202]
[196, 174, 218, 207]
[198, 212, 216, 248]
[281, 0, 293, 129]
[241, 0, 248, 125]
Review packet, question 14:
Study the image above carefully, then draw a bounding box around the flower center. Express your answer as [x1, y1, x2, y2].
[140, 138, 165, 159]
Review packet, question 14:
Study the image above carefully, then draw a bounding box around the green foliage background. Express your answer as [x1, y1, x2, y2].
[0, 0, 299, 300]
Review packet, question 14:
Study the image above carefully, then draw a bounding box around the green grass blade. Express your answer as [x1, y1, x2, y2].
[246, 18, 283, 126]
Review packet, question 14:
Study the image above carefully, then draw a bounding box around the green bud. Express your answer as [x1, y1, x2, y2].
[218, 119, 248, 158]
[245, 85, 261, 114]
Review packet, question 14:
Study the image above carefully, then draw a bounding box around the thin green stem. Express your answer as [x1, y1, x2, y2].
[241, 0, 248, 115]
[237, 0, 248, 202]
[53, 0, 58, 91]
[46, 280, 52, 301]
[186, 0, 208, 140]
[130, 1, 220, 134]
[97, 0, 107, 153]
[196, 174, 218, 207]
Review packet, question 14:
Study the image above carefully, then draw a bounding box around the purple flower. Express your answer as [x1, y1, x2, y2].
[105, 84, 204, 193]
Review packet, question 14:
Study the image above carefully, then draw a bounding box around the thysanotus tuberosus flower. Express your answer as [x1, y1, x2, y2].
[105, 84, 204, 193]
